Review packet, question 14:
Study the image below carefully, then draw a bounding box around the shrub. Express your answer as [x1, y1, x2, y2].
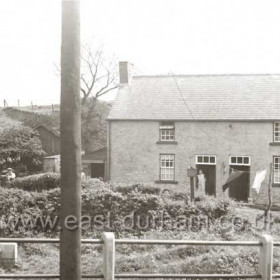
[0, 186, 60, 237]
[0, 124, 46, 173]
[10, 173, 60, 191]
[82, 178, 110, 190]
[113, 183, 162, 195]
[196, 195, 236, 218]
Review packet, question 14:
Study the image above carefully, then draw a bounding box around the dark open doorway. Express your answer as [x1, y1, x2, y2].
[196, 164, 216, 196]
[229, 165, 250, 202]
[91, 163, 105, 179]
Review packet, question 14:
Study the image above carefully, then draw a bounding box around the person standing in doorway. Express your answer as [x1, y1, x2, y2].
[197, 169, 206, 195]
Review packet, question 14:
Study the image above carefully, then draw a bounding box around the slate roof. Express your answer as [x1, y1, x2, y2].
[34, 124, 60, 137]
[108, 74, 280, 121]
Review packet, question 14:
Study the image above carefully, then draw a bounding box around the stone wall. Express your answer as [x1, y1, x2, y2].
[108, 120, 280, 204]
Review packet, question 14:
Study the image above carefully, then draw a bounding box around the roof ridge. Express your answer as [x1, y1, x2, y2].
[133, 73, 280, 79]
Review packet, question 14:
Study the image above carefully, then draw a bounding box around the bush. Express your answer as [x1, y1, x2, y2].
[10, 173, 60, 191]
[0, 124, 46, 173]
[196, 195, 235, 218]
[0, 186, 60, 237]
[114, 183, 162, 195]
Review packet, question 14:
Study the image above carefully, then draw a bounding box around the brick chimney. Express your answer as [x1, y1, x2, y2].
[119, 61, 133, 84]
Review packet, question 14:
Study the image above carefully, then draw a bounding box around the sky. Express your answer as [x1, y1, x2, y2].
[1, 0, 280, 106]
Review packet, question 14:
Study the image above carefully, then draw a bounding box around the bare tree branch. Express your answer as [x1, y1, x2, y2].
[55, 43, 118, 103]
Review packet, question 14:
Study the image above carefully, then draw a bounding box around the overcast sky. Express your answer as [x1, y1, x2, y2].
[1, 0, 280, 106]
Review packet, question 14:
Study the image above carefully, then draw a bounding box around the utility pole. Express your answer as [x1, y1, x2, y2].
[60, 0, 81, 279]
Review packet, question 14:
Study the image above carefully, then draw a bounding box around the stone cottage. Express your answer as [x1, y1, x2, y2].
[107, 62, 280, 204]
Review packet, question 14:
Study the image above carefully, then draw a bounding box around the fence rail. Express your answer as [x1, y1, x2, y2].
[0, 233, 278, 279]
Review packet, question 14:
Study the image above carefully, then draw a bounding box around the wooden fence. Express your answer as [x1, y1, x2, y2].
[0, 233, 278, 279]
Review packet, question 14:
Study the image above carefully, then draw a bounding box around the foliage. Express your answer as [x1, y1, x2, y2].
[0, 125, 46, 173]
[3, 107, 60, 131]
[113, 183, 162, 195]
[10, 173, 60, 191]
[0, 179, 239, 237]
[3, 99, 111, 154]
[81, 98, 111, 152]
[2, 180, 279, 277]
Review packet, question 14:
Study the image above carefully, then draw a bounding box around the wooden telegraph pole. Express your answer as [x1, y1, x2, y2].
[60, 0, 81, 279]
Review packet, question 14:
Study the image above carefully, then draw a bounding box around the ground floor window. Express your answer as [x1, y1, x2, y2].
[160, 154, 175, 181]
[274, 156, 280, 184]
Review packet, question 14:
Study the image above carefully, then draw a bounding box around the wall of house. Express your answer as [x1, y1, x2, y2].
[109, 120, 280, 205]
[36, 127, 60, 156]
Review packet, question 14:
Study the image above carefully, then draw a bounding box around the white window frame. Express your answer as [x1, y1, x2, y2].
[196, 155, 216, 165]
[274, 156, 280, 184]
[160, 154, 175, 181]
[229, 156, 251, 166]
[160, 122, 175, 142]
[274, 122, 280, 143]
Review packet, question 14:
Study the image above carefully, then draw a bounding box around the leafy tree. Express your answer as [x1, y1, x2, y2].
[0, 125, 46, 173]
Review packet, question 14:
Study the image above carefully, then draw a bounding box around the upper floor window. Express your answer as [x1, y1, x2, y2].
[160, 122, 175, 142]
[274, 122, 280, 143]
[160, 154, 175, 181]
[274, 156, 280, 184]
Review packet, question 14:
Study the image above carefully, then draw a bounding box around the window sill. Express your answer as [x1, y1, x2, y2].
[269, 142, 280, 146]
[156, 141, 178, 145]
[272, 183, 280, 188]
[155, 180, 178, 184]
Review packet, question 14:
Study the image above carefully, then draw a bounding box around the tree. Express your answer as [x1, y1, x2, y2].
[55, 43, 118, 103]
[0, 125, 46, 173]
[81, 98, 111, 152]
[55, 43, 118, 152]
[79, 44, 117, 152]
[80, 44, 118, 103]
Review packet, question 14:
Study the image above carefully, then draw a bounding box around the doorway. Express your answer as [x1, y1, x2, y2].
[90, 163, 105, 179]
[196, 164, 216, 196]
[228, 165, 250, 202]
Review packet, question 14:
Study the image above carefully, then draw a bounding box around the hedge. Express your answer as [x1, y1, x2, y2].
[0, 179, 240, 237]
[10, 172, 60, 191]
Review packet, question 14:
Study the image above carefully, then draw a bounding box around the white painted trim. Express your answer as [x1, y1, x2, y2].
[274, 122, 280, 143]
[229, 156, 251, 166]
[195, 155, 217, 165]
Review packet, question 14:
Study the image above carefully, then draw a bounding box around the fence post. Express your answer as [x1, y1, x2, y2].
[259, 234, 273, 280]
[102, 232, 115, 280]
